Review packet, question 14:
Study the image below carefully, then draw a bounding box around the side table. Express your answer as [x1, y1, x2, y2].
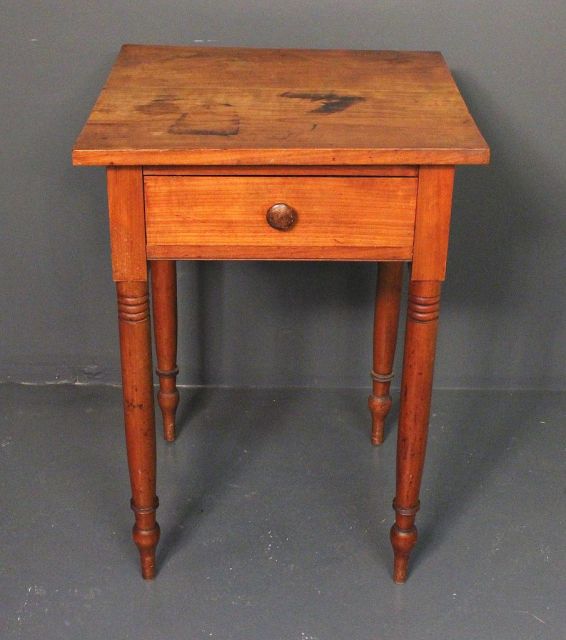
[73, 45, 489, 582]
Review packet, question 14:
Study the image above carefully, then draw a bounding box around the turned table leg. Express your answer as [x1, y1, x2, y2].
[151, 260, 179, 442]
[117, 281, 160, 579]
[368, 262, 403, 445]
[390, 280, 441, 583]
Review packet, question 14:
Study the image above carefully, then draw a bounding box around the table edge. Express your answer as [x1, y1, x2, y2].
[72, 147, 490, 166]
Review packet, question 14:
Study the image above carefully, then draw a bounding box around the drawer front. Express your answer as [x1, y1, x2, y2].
[144, 176, 417, 260]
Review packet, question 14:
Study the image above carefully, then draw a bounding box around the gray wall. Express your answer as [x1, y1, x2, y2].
[2, 1, 565, 389]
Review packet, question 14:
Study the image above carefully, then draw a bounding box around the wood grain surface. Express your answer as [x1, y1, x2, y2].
[73, 45, 489, 166]
[411, 166, 455, 281]
[106, 166, 147, 281]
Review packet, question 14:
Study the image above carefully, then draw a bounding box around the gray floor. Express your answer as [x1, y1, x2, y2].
[1, 385, 564, 640]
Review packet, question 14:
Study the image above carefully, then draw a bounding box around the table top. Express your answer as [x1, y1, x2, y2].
[72, 44, 489, 167]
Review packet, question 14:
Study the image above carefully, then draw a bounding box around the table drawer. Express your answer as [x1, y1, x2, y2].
[144, 176, 417, 260]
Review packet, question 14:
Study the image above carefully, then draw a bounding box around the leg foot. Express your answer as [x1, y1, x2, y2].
[157, 386, 179, 443]
[368, 262, 403, 445]
[151, 261, 179, 442]
[131, 500, 161, 579]
[368, 392, 392, 446]
[391, 527, 415, 583]
[391, 525, 417, 583]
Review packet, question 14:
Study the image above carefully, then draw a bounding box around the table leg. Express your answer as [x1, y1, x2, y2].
[368, 262, 403, 445]
[116, 281, 160, 579]
[150, 260, 179, 442]
[390, 280, 441, 582]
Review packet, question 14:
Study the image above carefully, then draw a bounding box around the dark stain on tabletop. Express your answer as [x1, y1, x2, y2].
[168, 103, 240, 136]
[280, 91, 365, 114]
[136, 95, 181, 115]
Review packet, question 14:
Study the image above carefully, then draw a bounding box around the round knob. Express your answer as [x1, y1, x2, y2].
[266, 203, 297, 231]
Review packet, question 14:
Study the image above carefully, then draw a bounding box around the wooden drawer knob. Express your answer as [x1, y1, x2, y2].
[266, 203, 297, 231]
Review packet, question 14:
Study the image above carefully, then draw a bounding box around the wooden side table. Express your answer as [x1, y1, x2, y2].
[73, 45, 489, 582]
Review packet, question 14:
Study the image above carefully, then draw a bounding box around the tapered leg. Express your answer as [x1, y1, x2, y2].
[151, 261, 179, 442]
[390, 280, 441, 583]
[117, 281, 160, 579]
[368, 262, 403, 445]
